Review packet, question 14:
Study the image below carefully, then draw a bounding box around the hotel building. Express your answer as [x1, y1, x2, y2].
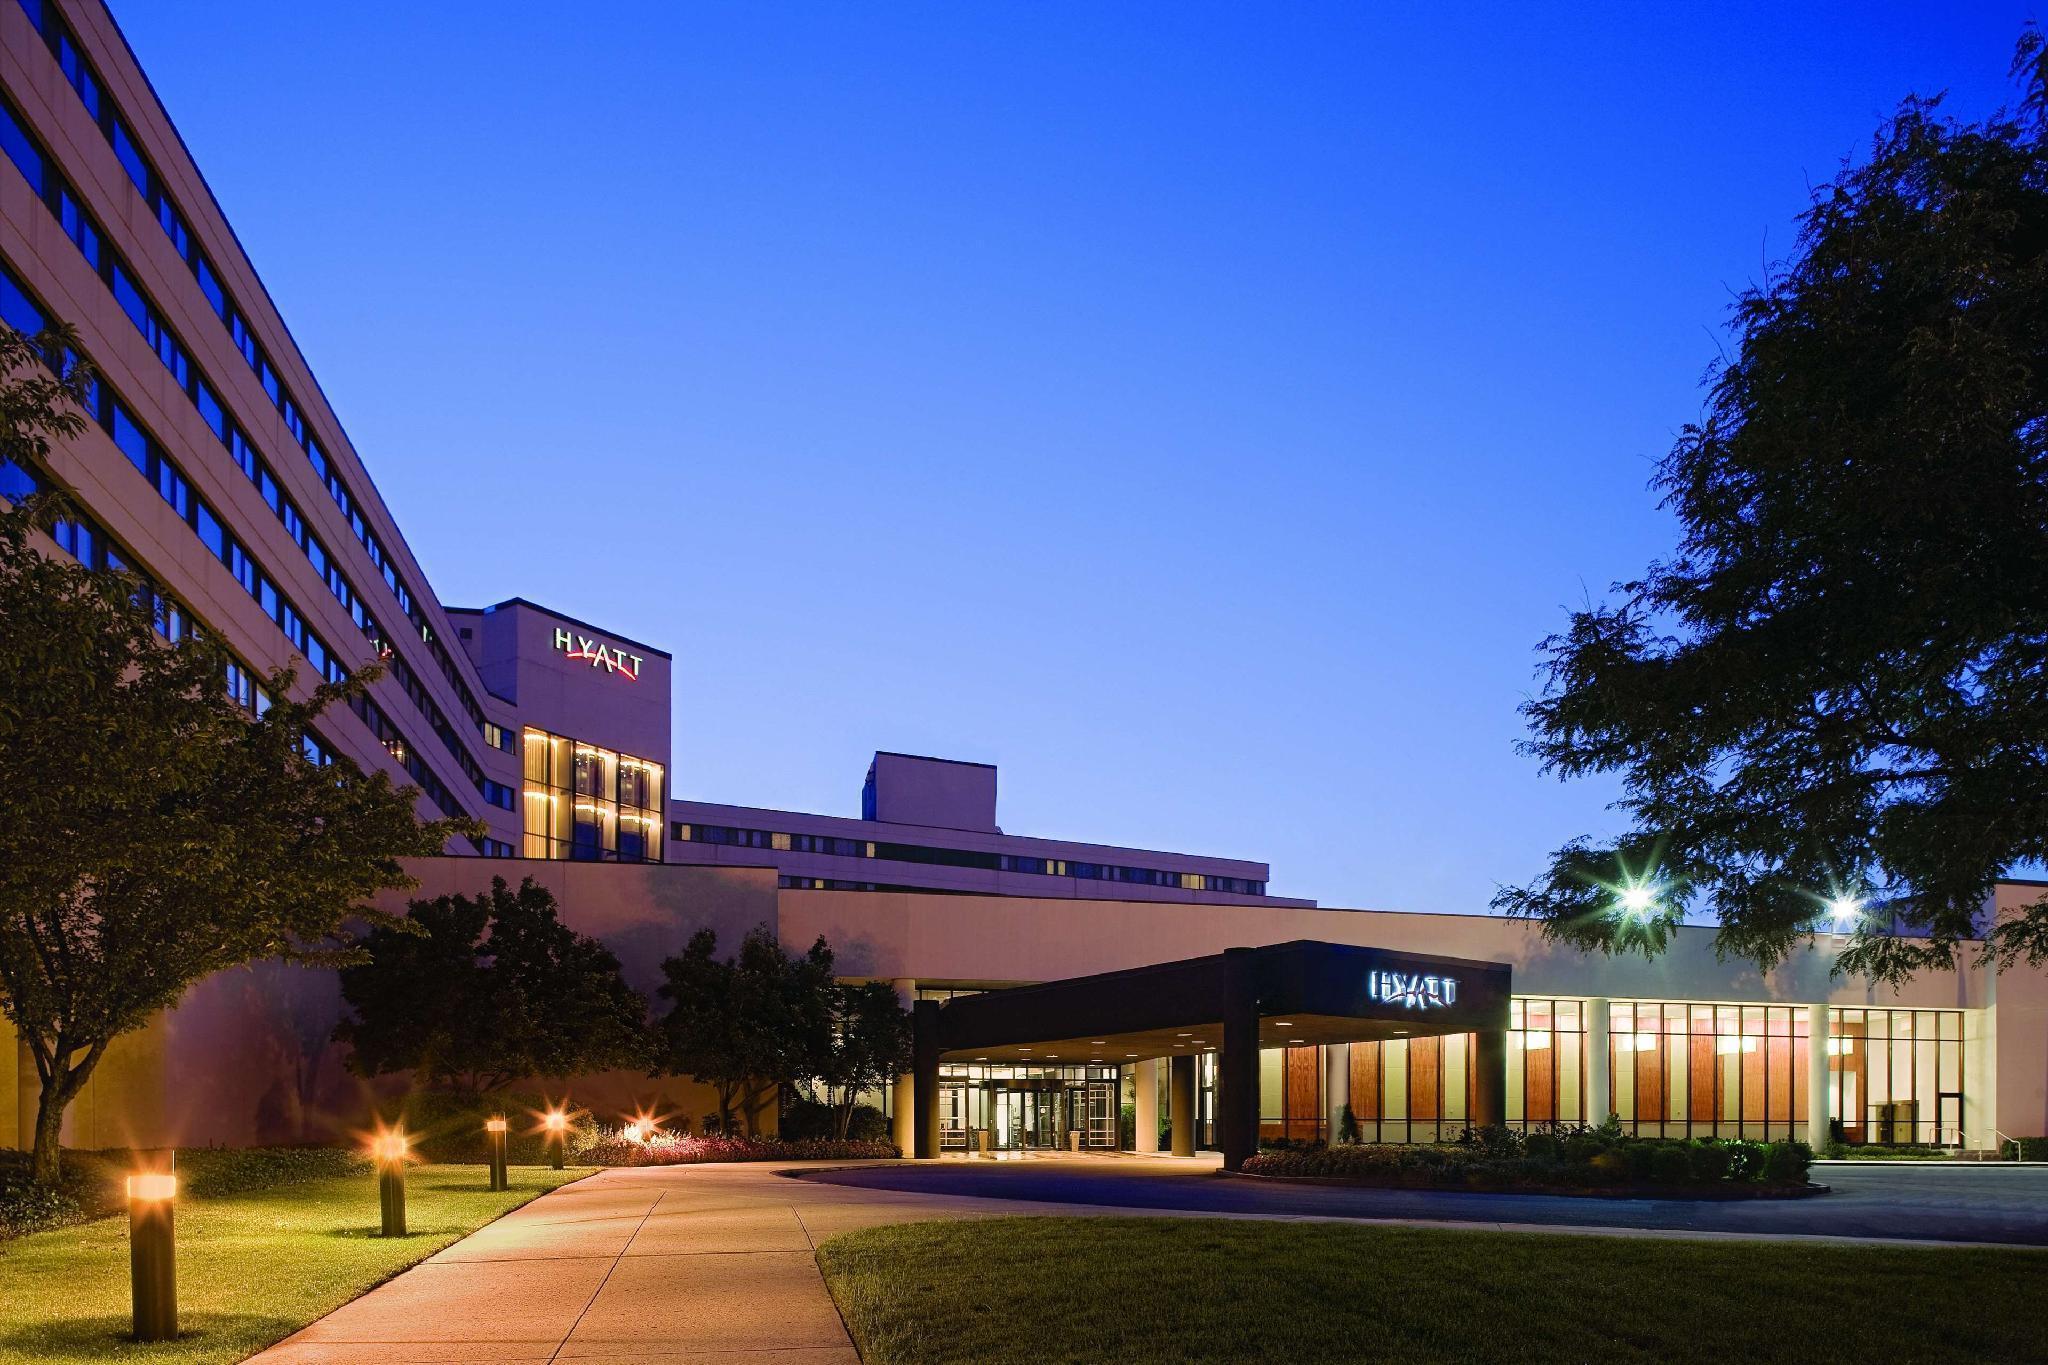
[1, 0, 2045, 1164]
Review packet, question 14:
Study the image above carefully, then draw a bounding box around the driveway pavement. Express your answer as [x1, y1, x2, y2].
[803, 1154, 2048, 1246]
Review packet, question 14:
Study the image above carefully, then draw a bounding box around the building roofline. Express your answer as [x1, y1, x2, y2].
[471, 598, 674, 659]
[869, 751, 997, 771]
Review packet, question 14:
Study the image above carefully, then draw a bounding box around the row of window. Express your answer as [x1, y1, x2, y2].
[13, 0, 511, 758]
[0, 88, 508, 814]
[671, 822, 1266, 894]
[1, 454, 334, 769]
[0, 259, 471, 826]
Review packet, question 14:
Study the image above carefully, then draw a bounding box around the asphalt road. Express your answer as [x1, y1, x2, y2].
[799, 1159, 2048, 1246]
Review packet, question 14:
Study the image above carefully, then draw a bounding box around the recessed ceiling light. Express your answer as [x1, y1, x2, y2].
[1174, 1042, 1185, 1047]
[1125, 1053, 1138, 1058]
[1090, 1040, 1106, 1045]
[1176, 1032, 1192, 1037]
[1273, 1021, 1294, 1027]
[1291, 1039, 1305, 1044]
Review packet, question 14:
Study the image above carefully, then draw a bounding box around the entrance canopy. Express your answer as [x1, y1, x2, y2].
[909, 941, 1512, 1170]
[930, 939, 1510, 1065]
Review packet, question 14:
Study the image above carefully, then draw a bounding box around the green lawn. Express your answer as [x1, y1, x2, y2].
[816, 1217, 2048, 1365]
[0, 1164, 590, 1364]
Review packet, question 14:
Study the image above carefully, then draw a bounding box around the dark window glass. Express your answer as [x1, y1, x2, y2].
[109, 121, 148, 193]
[110, 407, 149, 474]
[0, 100, 45, 191]
[194, 503, 224, 558]
[111, 267, 149, 334]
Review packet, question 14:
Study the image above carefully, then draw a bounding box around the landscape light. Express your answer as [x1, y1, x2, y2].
[126, 1168, 177, 1343]
[372, 1129, 408, 1237]
[543, 1108, 569, 1170]
[486, 1115, 509, 1191]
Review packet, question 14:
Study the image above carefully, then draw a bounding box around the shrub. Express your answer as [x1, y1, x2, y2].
[178, 1146, 367, 1197]
[575, 1127, 897, 1167]
[1524, 1132, 1559, 1161]
[1562, 1133, 1607, 1164]
[1456, 1125, 1526, 1159]
[1686, 1141, 1732, 1183]
[1760, 1140, 1812, 1185]
[1650, 1145, 1692, 1184]
[1622, 1142, 1659, 1183]
[1722, 1140, 1767, 1181]
[2004, 1136, 2048, 1161]
[780, 1095, 885, 1143]
[1588, 1149, 1629, 1182]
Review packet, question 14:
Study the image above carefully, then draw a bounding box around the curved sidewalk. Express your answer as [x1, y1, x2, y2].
[250, 1155, 2047, 1362]
[248, 1160, 1126, 1364]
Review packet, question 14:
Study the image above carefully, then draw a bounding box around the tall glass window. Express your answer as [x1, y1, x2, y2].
[1505, 997, 1585, 1132]
[1829, 1008, 1963, 1146]
[1607, 1001, 1806, 1141]
[522, 727, 663, 861]
[1347, 1033, 1476, 1143]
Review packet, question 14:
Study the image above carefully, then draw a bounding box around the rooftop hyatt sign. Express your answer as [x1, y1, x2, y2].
[553, 627, 644, 681]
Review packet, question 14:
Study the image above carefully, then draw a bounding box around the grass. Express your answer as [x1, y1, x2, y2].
[0, 1163, 591, 1364]
[816, 1217, 2048, 1365]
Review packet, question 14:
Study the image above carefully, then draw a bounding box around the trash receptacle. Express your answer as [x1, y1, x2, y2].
[977, 1129, 992, 1155]
[1068, 1130, 1081, 1152]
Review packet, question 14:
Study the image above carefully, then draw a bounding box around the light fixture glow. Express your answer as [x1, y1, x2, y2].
[1617, 884, 1657, 916]
[543, 1110, 568, 1132]
[127, 1172, 178, 1202]
[1828, 896, 1862, 923]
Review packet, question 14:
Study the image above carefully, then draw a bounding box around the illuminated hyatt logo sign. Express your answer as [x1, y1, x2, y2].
[1367, 970, 1458, 1010]
[552, 627, 644, 681]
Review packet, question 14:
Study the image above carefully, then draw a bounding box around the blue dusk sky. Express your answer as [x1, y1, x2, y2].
[114, 1, 2032, 912]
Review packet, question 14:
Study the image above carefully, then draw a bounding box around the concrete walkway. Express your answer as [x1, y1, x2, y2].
[249, 1161, 1112, 1364]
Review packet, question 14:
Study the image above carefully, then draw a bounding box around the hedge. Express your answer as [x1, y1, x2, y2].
[1239, 1126, 1814, 1192]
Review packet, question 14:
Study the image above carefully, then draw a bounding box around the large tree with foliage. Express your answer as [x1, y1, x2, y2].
[334, 877, 649, 1094]
[1497, 31, 2048, 984]
[0, 321, 472, 1182]
[653, 925, 834, 1136]
[812, 979, 912, 1140]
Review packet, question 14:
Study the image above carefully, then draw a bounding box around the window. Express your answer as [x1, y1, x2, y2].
[1606, 1000, 1806, 1142]
[1830, 1008, 1964, 1147]
[522, 727, 662, 862]
[1506, 997, 1585, 1132]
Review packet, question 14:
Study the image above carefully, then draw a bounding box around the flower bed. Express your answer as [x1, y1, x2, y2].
[575, 1126, 899, 1167]
[1238, 1126, 1817, 1197]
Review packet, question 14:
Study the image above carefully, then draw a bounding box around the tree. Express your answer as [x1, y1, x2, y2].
[813, 979, 912, 1140]
[334, 877, 648, 1094]
[0, 329, 471, 1182]
[653, 925, 834, 1137]
[1496, 29, 2048, 984]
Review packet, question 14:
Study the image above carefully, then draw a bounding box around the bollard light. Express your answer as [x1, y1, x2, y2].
[543, 1108, 569, 1171]
[373, 1131, 408, 1237]
[486, 1115, 510, 1191]
[126, 1168, 178, 1343]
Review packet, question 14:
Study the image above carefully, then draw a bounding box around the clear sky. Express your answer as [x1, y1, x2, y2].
[111, 1, 2031, 912]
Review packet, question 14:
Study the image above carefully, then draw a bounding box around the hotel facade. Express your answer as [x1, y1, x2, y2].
[2, 0, 2046, 1163]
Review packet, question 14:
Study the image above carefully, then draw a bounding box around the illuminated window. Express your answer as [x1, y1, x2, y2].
[521, 726, 663, 862]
